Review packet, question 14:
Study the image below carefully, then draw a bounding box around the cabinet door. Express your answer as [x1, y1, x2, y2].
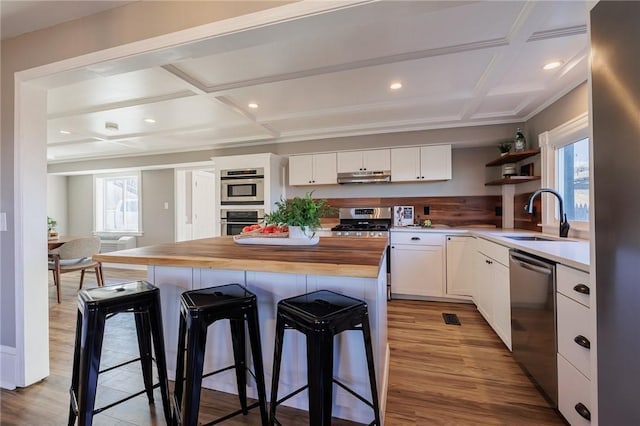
[312, 152, 337, 185]
[474, 252, 493, 323]
[289, 155, 314, 185]
[492, 261, 512, 350]
[363, 149, 390, 171]
[446, 236, 474, 297]
[391, 244, 443, 297]
[557, 293, 592, 378]
[558, 354, 592, 426]
[390, 147, 421, 182]
[420, 144, 452, 180]
[336, 151, 363, 173]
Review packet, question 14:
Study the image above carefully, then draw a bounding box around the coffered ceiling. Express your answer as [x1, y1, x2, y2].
[41, 1, 589, 163]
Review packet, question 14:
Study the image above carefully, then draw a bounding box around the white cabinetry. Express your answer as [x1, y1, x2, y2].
[390, 144, 452, 182]
[289, 153, 337, 186]
[390, 232, 444, 298]
[473, 238, 511, 350]
[445, 235, 474, 298]
[337, 149, 390, 173]
[557, 265, 593, 426]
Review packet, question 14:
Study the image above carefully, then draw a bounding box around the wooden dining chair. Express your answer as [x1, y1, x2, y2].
[48, 236, 104, 303]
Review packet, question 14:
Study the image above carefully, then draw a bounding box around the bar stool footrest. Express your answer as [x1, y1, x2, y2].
[272, 384, 309, 407]
[70, 383, 162, 417]
[173, 395, 261, 426]
[334, 378, 375, 409]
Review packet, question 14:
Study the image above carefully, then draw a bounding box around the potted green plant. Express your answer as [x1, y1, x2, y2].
[47, 216, 58, 238]
[264, 192, 333, 238]
[498, 141, 512, 156]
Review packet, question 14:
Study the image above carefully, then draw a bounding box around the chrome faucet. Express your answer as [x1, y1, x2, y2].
[525, 188, 570, 238]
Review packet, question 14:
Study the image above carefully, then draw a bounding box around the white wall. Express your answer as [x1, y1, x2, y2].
[46, 175, 68, 235]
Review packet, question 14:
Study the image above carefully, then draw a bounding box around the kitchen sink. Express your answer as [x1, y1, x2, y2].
[505, 235, 573, 242]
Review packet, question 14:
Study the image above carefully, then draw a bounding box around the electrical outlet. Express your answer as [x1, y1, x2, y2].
[164, 202, 169, 210]
[0, 212, 6, 231]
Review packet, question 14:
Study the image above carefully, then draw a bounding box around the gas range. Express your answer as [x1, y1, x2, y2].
[331, 207, 391, 238]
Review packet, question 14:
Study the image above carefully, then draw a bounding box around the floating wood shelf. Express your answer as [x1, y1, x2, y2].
[485, 176, 541, 186]
[485, 149, 541, 167]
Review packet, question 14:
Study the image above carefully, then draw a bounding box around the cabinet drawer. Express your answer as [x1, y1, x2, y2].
[557, 264, 591, 307]
[558, 354, 592, 426]
[390, 232, 443, 246]
[557, 293, 592, 379]
[475, 237, 509, 266]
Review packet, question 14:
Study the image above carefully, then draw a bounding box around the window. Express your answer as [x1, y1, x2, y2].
[95, 173, 141, 233]
[539, 112, 590, 235]
[556, 137, 589, 222]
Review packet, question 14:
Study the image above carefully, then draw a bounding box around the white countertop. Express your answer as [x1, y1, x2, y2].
[391, 226, 590, 272]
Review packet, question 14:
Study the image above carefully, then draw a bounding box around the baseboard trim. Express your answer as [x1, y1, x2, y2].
[0, 345, 16, 390]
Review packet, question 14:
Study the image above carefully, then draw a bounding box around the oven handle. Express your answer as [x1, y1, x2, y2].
[220, 220, 262, 224]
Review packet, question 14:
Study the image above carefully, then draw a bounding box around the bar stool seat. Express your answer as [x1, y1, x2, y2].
[270, 290, 381, 426]
[68, 280, 171, 426]
[173, 283, 268, 426]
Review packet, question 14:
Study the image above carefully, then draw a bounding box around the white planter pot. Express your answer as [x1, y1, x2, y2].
[288, 225, 313, 239]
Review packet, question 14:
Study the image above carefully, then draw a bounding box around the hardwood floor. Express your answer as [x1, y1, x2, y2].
[0, 268, 564, 425]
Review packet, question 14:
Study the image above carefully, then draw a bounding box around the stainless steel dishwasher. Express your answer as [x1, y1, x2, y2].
[509, 249, 557, 406]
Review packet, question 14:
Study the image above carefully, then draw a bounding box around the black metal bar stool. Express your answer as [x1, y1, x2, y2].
[270, 290, 381, 426]
[172, 283, 268, 426]
[68, 280, 171, 426]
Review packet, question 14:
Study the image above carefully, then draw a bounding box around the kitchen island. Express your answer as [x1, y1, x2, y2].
[94, 236, 389, 424]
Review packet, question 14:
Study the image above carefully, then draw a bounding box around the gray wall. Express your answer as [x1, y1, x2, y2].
[140, 169, 175, 247]
[1, 1, 287, 348]
[48, 123, 520, 175]
[46, 175, 68, 236]
[66, 170, 175, 248]
[525, 81, 588, 147]
[67, 176, 94, 236]
[287, 146, 502, 199]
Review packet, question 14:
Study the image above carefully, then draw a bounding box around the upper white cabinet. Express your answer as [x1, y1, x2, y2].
[337, 149, 390, 173]
[390, 144, 452, 182]
[289, 153, 337, 186]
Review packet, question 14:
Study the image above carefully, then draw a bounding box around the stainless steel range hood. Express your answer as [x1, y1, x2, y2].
[337, 170, 391, 184]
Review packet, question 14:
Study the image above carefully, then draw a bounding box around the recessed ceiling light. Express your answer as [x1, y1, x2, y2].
[390, 82, 403, 90]
[144, 118, 156, 123]
[59, 130, 71, 134]
[543, 61, 563, 70]
[248, 102, 259, 109]
[105, 121, 119, 131]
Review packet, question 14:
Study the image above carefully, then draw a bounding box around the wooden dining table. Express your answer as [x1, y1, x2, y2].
[47, 236, 86, 250]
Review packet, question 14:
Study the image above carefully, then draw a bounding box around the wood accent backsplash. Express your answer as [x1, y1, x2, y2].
[322, 196, 503, 228]
[514, 192, 542, 232]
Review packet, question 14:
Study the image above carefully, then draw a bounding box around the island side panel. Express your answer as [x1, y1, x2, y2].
[306, 263, 388, 424]
[196, 269, 248, 392]
[148, 264, 387, 424]
[246, 272, 309, 411]
[148, 266, 194, 378]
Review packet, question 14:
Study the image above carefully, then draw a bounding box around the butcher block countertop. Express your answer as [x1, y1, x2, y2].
[93, 236, 388, 278]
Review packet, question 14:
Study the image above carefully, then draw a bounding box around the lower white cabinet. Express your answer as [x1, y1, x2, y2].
[556, 264, 594, 425]
[445, 235, 474, 297]
[558, 354, 592, 426]
[473, 239, 511, 350]
[390, 232, 444, 298]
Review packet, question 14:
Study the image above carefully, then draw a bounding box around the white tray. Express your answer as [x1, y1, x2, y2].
[233, 235, 319, 246]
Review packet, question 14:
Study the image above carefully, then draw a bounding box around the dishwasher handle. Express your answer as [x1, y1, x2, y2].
[510, 251, 554, 275]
